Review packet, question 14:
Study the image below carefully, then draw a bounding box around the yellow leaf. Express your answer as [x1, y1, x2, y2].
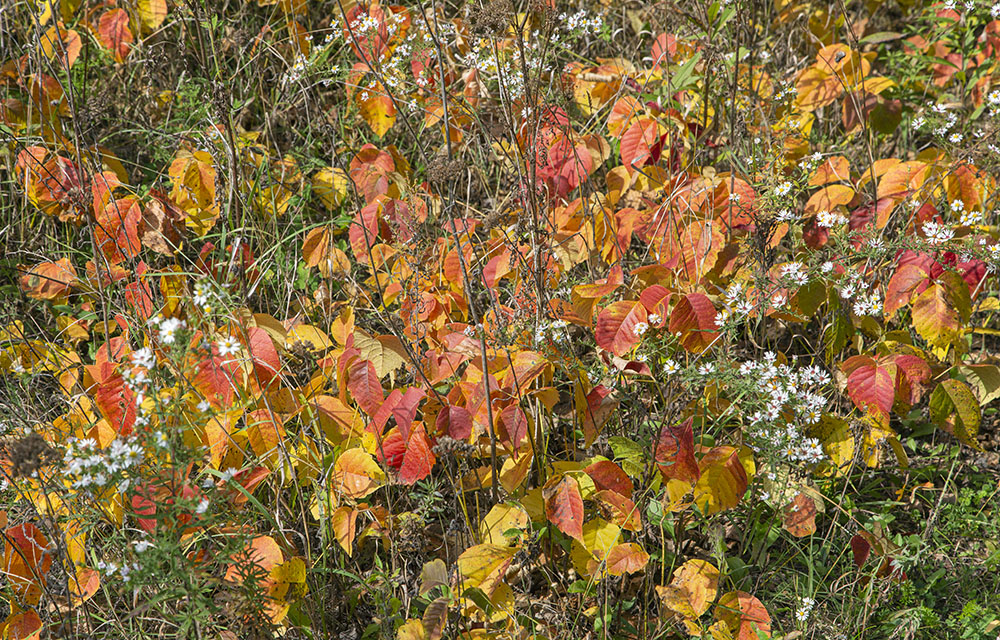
[138, 0, 167, 30]
[456, 544, 516, 597]
[479, 503, 530, 545]
[313, 167, 350, 210]
[287, 324, 334, 351]
[571, 518, 621, 577]
[358, 90, 396, 138]
[397, 619, 426, 640]
[268, 557, 307, 623]
[354, 329, 406, 378]
[656, 558, 719, 618]
[332, 448, 385, 499]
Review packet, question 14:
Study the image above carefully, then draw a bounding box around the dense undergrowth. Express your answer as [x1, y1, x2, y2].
[1, 0, 1000, 638]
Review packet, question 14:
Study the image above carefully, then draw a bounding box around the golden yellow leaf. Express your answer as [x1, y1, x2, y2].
[331, 448, 385, 499]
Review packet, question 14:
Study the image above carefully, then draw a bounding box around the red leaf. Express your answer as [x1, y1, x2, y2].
[94, 195, 142, 263]
[585, 460, 633, 497]
[581, 384, 618, 446]
[246, 327, 280, 386]
[619, 117, 661, 168]
[543, 475, 584, 541]
[347, 358, 384, 416]
[436, 404, 473, 440]
[595, 300, 648, 356]
[496, 403, 528, 451]
[654, 418, 700, 484]
[668, 293, 718, 353]
[191, 337, 241, 409]
[399, 423, 435, 485]
[375, 428, 406, 469]
[884, 262, 931, 317]
[639, 285, 671, 322]
[392, 387, 426, 437]
[842, 356, 894, 421]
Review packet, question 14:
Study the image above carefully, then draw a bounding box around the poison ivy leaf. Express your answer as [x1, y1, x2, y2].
[96, 8, 133, 63]
[605, 542, 649, 576]
[456, 544, 516, 598]
[656, 558, 719, 619]
[669, 293, 719, 353]
[595, 300, 648, 356]
[332, 448, 385, 499]
[929, 379, 982, 449]
[715, 591, 772, 640]
[542, 475, 584, 542]
[692, 446, 749, 514]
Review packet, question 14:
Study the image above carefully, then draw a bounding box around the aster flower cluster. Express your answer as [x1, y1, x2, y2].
[815, 209, 849, 228]
[836, 269, 882, 317]
[96, 559, 142, 583]
[560, 10, 603, 37]
[534, 318, 571, 345]
[62, 436, 145, 492]
[740, 352, 829, 465]
[722, 281, 756, 320]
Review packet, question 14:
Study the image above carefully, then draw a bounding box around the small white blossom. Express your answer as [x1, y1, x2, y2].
[216, 336, 241, 357]
[158, 318, 185, 345]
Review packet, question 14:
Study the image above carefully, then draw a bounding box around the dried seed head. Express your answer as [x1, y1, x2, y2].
[3, 432, 59, 479]
[426, 156, 465, 184]
[470, 0, 513, 37]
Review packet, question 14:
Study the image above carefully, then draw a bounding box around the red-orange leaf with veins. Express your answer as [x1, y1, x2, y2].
[97, 9, 133, 63]
[595, 300, 647, 356]
[543, 475, 584, 542]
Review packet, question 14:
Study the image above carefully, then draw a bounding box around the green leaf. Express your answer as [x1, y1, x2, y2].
[859, 31, 903, 44]
[957, 365, 1000, 406]
[928, 380, 982, 449]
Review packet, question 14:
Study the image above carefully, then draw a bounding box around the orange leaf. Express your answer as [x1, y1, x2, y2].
[332, 448, 385, 499]
[656, 558, 719, 618]
[39, 23, 82, 69]
[3, 523, 52, 606]
[97, 9, 133, 63]
[782, 492, 818, 537]
[595, 300, 648, 356]
[715, 591, 772, 640]
[668, 293, 718, 353]
[225, 535, 283, 584]
[605, 543, 649, 576]
[331, 506, 358, 556]
[18, 258, 77, 300]
[95, 195, 143, 263]
[804, 184, 855, 214]
[808, 155, 850, 186]
[543, 475, 584, 542]
[1, 610, 42, 640]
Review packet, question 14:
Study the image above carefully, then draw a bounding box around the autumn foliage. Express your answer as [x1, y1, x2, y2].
[2, 0, 1000, 638]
